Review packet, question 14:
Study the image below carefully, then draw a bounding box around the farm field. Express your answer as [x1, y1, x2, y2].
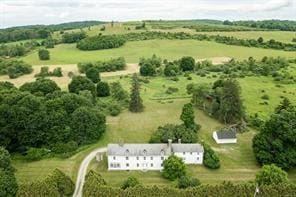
[21, 39, 296, 65]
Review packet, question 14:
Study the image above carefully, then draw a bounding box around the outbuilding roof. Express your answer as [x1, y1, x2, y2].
[216, 129, 236, 139]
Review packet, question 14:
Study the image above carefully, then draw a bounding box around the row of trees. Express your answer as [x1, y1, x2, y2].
[116, 31, 296, 51]
[78, 57, 126, 73]
[0, 79, 106, 156]
[229, 20, 296, 31]
[0, 59, 33, 79]
[77, 35, 126, 50]
[83, 166, 294, 196]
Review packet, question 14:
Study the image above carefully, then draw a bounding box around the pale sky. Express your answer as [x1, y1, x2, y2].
[1, 0, 296, 28]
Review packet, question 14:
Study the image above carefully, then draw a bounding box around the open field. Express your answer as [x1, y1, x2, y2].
[12, 71, 296, 184]
[201, 31, 296, 44]
[21, 39, 296, 65]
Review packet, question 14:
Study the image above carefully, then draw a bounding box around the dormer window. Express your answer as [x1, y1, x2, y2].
[160, 149, 164, 156]
[125, 149, 129, 155]
[143, 149, 147, 156]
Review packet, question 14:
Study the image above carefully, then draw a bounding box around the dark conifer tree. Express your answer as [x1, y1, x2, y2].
[129, 74, 144, 112]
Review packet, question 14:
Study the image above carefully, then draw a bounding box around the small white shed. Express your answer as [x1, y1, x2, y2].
[213, 129, 237, 144]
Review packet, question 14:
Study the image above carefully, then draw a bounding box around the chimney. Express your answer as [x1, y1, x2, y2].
[168, 139, 172, 154]
[178, 139, 181, 144]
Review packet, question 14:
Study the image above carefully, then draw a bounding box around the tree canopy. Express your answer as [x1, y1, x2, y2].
[252, 99, 296, 170]
[162, 155, 186, 181]
[255, 164, 288, 185]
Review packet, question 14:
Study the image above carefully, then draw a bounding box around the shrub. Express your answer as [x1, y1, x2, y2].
[256, 164, 288, 185]
[203, 143, 220, 169]
[165, 87, 179, 94]
[78, 57, 126, 73]
[121, 177, 141, 190]
[261, 94, 270, 100]
[97, 82, 110, 97]
[25, 148, 51, 161]
[68, 76, 96, 95]
[164, 63, 179, 76]
[162, 155, 186, 181]
[38, 49, 50, 60]
[86, 67, 100, 83]
[180, 56, 195, 71]
[177, 176, 200, 189]
[140, 63, 156, 76]
[20, 78, 61, 96]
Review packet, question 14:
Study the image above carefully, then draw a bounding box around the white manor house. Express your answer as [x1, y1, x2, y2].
[107, 139, 204, 171]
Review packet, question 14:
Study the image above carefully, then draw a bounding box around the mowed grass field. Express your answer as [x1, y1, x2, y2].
[12, 73, 296, 185]
[21, 39, 296, 65]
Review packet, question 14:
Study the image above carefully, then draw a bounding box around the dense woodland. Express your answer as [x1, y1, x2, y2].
[0, 80, 106, 158]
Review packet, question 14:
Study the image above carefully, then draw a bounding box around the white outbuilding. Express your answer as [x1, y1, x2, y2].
[106, 139, 204, 171]
[213, 129, 237, 144]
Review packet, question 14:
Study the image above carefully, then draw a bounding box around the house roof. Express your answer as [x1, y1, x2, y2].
[107, 143, 204, 156]
[215, 129, 236, 139]
[107, 144, 170, 156]
[172, 144, 204, 153]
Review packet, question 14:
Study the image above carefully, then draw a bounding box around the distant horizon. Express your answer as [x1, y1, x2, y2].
[1, 18, 296, 29]
[1, 0, 296, 28]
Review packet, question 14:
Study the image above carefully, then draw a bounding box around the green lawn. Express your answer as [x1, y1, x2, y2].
[12, 73, 296, 185]
[21, 39, 296, 65]
[200, 31, 296, 44]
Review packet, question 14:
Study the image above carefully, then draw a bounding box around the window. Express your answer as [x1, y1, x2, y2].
[197, 157, 199, 161]
[126, 163, 129, 167]
[110, 163, 113, 167]
[144, 156, 146, 160]
[151, 163, 153, 167]
[161, 156, 164, 160]
[161, 163, 163, 167]
[137, 163, 139, 167]
[126, 156, 129, 160]
[151, 156, 153, 160]
[190, 152, 192, 155]
[116, 163, 120, 168]
[183, 152, 185, 155]
[136, 156, 139, 160]
[113, 156, 116, 160]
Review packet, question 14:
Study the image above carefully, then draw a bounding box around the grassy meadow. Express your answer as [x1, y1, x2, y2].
[12, 73, 296, 184]
[4, 21, 295, 187]
[21, 39, 296, 65]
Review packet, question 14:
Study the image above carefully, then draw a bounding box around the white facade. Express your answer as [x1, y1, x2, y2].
[108, 155, 168, 171]
[107, 141, 204, 171]
[213, 131, 237, 144]
[174, 152, 203, 164]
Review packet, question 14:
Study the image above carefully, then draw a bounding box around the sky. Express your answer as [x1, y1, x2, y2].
[1, 0, 296, 28]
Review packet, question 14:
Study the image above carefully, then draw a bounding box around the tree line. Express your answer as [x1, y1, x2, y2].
[0, 79, 106, 158]
[116, 31, 296, 51]
[228, 20, 296, 31]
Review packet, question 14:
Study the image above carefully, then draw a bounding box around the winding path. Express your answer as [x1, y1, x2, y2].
[73, 147, 107, 197]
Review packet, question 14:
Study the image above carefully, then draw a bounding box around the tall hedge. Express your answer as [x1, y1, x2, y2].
[17, 169, 74, 197]
[83, 174, 296, 197]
